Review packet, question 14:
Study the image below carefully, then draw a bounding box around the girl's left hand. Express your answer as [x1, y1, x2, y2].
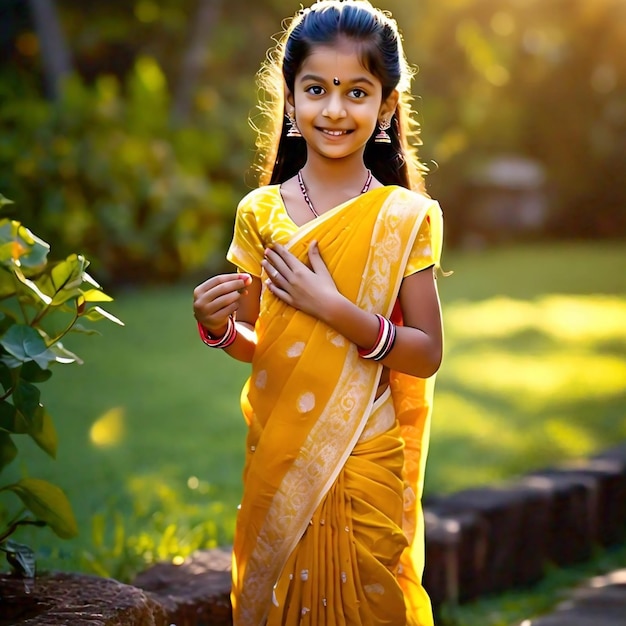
[262, 241, 339, 318]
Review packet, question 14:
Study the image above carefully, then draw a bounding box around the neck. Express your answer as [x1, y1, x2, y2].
[301, 152, 369, 188]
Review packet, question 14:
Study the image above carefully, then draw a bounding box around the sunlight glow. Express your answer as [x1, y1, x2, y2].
[447, 350, 626, 403]
[445, 295, 626, 345]
[89, 407, 126, 447]
[446, 295, 626, 406]
[490, 12, 515, 37]
[430, 292, 626, 493]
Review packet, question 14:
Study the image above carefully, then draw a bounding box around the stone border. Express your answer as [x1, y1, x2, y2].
[423, 443, 626, 607]
[1, 444, 624, 624]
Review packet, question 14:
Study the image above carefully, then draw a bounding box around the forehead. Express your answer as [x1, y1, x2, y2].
[297, 39, 380, 85]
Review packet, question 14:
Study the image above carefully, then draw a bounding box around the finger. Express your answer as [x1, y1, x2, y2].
[196, 274, 250, 303]
[307, 240, 331, 276]
[266, 245, 297, 273]
[261, 259, 277, 280]
[265, 278, 293, 306]
[262, 254, 291, 283]
[194, 293, 239, 323]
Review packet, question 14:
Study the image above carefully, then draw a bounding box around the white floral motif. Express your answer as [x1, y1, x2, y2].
[255, 370, 268, 389]
[327, 329, 345, 347]
[297, 392, 315, 413]
[286, 342, 305, 358]
[364, 583, 385, 595]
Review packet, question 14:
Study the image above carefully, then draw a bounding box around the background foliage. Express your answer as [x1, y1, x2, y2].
[0, 3, 624, 621]
[1, 0, 624, 283]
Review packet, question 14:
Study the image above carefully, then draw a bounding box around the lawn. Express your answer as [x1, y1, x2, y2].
[2, 241, 625, 593]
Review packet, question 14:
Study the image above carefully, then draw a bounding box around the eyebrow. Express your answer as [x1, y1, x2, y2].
[299, 73, 376, 87]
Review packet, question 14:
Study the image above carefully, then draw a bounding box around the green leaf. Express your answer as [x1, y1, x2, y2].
[0, 220, 49, 270]
[28, 405, 57, 459]
[81, 289, 113, 303]
[82, 271, 100, 288]
[50, 286, 81, 307]
[68, 323, 101, 336]
[0, 268, 17, 298]
[20, 361, 52, 383]
[50, 254, 88, 292]
[0, 194, 14, 210]
[2, 478, 78, 539]
[1, 540, 36, 578]
[0, 431, 18, 470]
[0, 325, 58, 369]
[47, 341, 83, 365]
[11, 265, 52, 305]
[34, 255, 95, 307]
[0, 400, 28, 434]
[0, 361, 13, 392]
[13, 380, 41, 424]
[82, 305, 124, 326]
[0, 311, 16, 336]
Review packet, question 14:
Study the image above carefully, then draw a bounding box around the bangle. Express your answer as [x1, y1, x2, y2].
[358, 314, 396, 361]
[197, 316, 237, 348]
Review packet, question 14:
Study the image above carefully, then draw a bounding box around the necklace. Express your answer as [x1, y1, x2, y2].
[297, 169, 373, 218]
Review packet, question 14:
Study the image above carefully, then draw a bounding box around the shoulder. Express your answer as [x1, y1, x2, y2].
[236, 185, 281, 213]
[384, 186, 442, 222]
[389, 186, 439, 208]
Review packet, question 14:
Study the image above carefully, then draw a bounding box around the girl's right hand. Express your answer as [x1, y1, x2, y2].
[193, 273, 252, 334]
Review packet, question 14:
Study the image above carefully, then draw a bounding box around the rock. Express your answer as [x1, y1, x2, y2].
[522, 469, 598, 566]
[133, 547, 232, 626]
[426, 485, 546, 596]
[0, 571, 168, 626]
[423, 510, 461, 606]
[424, 505, 489, 603]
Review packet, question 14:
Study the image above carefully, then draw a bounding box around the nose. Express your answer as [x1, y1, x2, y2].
[322, 93, 346, 120]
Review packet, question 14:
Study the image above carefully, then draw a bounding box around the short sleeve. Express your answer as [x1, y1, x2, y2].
[404, 200, 443, 277]
[226, 192, 266, 277]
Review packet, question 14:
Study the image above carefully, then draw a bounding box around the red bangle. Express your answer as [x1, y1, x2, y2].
[197, 316, 237, 348]
[358, 314, 396, 361]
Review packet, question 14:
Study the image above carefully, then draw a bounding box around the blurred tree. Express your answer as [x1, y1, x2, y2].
[172, 0, 223, 124]
[27, 0, 72, 99]
[0, 0, 623, 282]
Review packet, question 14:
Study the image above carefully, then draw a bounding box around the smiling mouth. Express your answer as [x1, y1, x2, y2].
[318, 128, 352, 136]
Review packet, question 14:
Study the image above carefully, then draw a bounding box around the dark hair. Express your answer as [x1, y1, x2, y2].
[252, 0, 426, 191]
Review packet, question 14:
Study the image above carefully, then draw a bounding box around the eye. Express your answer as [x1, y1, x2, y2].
[349, 88, 367, 99]
[305, 85, 325, 96]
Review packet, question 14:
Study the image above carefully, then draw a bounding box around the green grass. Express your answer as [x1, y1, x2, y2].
[428, 240, 626, 494]
[2, 241, 625, 597]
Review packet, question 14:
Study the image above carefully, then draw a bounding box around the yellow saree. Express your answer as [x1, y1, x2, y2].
[226, 185, 443, 626]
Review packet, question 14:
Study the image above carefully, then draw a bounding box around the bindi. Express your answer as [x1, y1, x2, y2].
[333, 77, 341, 86]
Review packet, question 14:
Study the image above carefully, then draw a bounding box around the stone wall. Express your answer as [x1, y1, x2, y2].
[1, 444, 624, 625]
[422, 443, 626, 607]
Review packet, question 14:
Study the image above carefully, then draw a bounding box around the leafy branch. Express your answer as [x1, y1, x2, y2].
[0, 192, 123, 577]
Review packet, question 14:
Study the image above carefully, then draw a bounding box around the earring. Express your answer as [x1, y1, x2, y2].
[286, 111, 302, 138]
[374, 117, 392, 144]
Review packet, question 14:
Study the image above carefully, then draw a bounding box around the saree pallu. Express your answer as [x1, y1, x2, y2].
[228, 186, 443, 626]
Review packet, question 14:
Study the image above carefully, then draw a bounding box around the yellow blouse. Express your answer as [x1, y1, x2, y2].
[227, 185, 436, 278]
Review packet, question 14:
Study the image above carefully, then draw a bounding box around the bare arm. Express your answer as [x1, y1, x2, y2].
[262, 242, 443, 378]
[193, 272, 261, 363]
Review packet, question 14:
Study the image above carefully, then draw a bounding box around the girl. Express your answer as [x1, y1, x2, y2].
[193, 1, 444, 624]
